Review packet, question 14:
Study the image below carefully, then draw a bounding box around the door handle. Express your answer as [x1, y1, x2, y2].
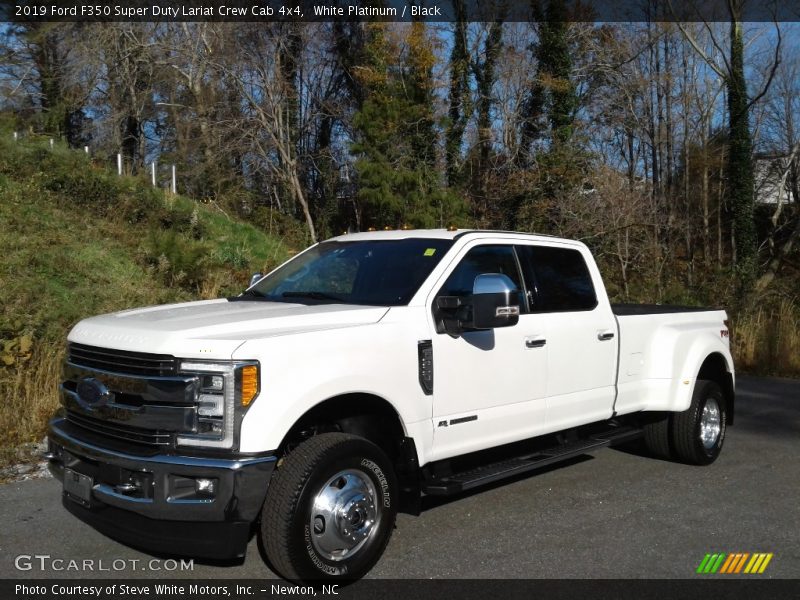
[525, 338, 547, 348]
[597, 331, 615, 341]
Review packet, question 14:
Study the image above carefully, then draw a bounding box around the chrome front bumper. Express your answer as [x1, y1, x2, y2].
[47, 417, 276, 558]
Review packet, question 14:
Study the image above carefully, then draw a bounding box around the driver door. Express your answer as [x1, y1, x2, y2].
[428, 244, 549, 462]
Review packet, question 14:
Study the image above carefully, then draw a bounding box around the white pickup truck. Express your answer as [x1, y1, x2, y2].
[47, 229, 734, 581]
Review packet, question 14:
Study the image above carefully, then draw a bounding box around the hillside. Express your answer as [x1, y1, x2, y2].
[0, 133, 290, 467]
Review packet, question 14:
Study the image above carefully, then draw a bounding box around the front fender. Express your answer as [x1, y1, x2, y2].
[239, 375, 414, 453]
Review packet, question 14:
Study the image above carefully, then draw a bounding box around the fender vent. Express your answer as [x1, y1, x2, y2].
[418, 340, 433, 395]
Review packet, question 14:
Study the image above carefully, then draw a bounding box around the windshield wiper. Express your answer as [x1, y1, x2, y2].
[281, 291, 346, 302]
[228, 288, 267, 301]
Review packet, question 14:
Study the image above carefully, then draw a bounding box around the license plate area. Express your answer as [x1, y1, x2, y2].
[64, 467, 93, 506]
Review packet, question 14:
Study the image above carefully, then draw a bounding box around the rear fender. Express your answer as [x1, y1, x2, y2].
[671, 340, 734, 416]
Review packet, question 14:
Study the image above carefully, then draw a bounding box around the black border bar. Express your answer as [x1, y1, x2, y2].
[3, 0, 800, 23]
[4, 579, 800, 600]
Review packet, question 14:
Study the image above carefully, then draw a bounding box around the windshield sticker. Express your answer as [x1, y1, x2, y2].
[424, 248, 436, 257]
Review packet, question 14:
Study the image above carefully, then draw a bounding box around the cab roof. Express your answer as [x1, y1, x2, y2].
[328, 228, 567, 244]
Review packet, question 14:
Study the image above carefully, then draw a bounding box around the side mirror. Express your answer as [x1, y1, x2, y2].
[248, 272, 263, 288]
[472, 273, 521, 329]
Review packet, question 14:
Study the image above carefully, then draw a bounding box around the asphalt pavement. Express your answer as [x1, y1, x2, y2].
[1, 375, 797, 579]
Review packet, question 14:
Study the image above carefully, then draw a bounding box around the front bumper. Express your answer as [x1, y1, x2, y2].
[47, 417, 276, 559]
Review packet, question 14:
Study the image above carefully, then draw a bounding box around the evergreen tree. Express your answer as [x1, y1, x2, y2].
[537, 2, 578, 146]
[521, 0, 579, 156]
[350, 23, 465, 229]
[517, 1, 587, 232]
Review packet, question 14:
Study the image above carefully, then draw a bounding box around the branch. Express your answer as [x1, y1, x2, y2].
[769, 141, 800, 227]
[7, 66, 32, 97]
[667, 1, 727, 79]
[745, 20, 782, 113]
[701, 20, 732, 75]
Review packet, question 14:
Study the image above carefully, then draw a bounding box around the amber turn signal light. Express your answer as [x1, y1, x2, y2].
[240, 365, 259, 406]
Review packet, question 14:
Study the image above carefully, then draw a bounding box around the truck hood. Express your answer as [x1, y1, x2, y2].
[68, 299, 390, 359]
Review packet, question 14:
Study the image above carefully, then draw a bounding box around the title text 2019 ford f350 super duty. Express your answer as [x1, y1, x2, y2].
[47, 230, 734, 581]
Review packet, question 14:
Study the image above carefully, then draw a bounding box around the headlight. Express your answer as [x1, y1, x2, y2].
[176, 360, 260, 449]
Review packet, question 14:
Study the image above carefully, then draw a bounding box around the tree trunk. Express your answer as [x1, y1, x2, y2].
[726, 8, 757, 289]
[445, 1, 469, 187]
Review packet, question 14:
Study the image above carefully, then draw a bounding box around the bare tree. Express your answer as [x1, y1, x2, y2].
[673, 2, 782, 290]
[221, 26, 319, 241]
[93, 24, 158, 171]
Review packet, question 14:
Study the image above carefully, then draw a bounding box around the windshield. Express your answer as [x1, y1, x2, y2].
[240, 238, 454, 306]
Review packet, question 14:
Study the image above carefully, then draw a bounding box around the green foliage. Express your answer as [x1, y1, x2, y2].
[251, 206, 309, 248]
[350, 24, 467, 229]
[0, 180, 181, 347]
[0, 128, 291, 456]
[519, 1, 579, 164]
[143, 230, 209, 289]
[0, 129, 289, 341]
[44, 166, 125, 214]
[536, 1, 578, 145]
[512, 2, 590, 232]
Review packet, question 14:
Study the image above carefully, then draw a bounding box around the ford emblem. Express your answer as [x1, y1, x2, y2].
[76, 377, 112, 408]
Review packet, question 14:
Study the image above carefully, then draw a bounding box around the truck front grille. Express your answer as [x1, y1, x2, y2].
[68, 343, 178, 377]
[66, 410, 173, 447]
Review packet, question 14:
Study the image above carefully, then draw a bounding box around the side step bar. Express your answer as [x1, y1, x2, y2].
[421, 426, 642, 496]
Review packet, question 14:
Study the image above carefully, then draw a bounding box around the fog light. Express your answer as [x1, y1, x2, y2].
[196, 478, 216, 496]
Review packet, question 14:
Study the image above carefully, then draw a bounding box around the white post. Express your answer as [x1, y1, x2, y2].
[151, 161, 156, 187]
[117, 153, 123, 176]
[84, 146, 89, 154]
[49, 138, 54, 149]
[13, 132, 18, 141]
[171, 164, 176, 194]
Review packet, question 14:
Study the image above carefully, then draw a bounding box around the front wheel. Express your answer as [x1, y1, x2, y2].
[260, 433, 398, 581]
[672, 380, 727, 465]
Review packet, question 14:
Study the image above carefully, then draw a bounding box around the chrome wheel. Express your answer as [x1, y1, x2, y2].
[309, 469, 380, 562]
[699, 397, 721, 449]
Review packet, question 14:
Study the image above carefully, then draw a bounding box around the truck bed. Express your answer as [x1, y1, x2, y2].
[611, 303, 720, 316]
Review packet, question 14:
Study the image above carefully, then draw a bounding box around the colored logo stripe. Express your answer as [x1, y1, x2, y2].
[745, 553, 774, 574]
[696, 554, 712, 573]
[719, 554, 737, 573]
[697, 553, 726, 573]
[697, 552, 773, 574]
[721, 553, 748, 573]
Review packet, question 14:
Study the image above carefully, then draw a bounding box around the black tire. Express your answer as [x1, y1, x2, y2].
[642, 412, 672, 459]
[261, 433, 398, 581]
[672, 380, 727, 465]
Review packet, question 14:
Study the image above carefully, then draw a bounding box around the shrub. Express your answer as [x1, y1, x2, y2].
[143, 230, 210, 290]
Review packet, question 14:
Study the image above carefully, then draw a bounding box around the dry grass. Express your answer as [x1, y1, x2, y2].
[732, 299, 800, 377]
[0, 345, 63, 464]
